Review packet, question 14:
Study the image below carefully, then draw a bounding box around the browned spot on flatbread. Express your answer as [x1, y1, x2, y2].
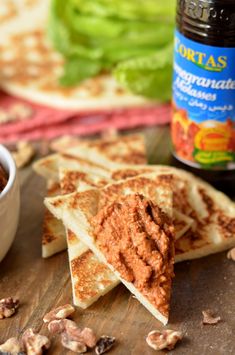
[99, 175, 172, 211]
[0, 1, 18, 24]
[61, 171, 108, 195]
[47, 181, 61, 196]
[175, 228, 210, 255]
[87, 135, 146, 165]
[174, 219, 187, 234]
[67, 229, 78, 244]
[42, 210, 57, 245]
[71, 251, 114, 301]
[217, 214, 235, 239]
[61, 154, 110, 172]
[110, 152, 146, 165]
[199, 188, 216, 216]
[111, 168, 152, 181]
[51, 198, 64, 208]
[68, 190, 99, 213]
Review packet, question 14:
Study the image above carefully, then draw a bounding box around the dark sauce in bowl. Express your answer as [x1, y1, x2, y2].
[0, 163, 8, 194]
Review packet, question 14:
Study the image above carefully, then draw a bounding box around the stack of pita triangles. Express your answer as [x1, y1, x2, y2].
[34, 134, 235, 325]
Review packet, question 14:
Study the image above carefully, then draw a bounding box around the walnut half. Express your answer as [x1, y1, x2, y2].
[61, 332, 87, 353]
[43, 304, 75, 323]
[202, 310, 221, 325]
[0, 297, 19, 319]
[95, 336, 115, 355]
[146, 329, 183, 351]
[22, 328, 51, 355]
[227, 248, 235, 261]
[0, 337, 24, 353]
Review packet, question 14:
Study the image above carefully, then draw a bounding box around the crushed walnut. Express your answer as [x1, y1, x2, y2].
[61, 332, 87, 353]
[0, 297, 19, 319]
[146, 329, 183, 351]
[48, 319, 97, 350]
[22, 328, 50, 355]
[0, 337, 24, 353]
[48, 319, 78, 335]
[9, 104, 33, 121]
[227, 248, 235, 261]
[202, 310, 221, 325]
[95, 336, 115, 355]
[43, 304, 75, 323]
[12, 141, 35, 168]
[0, 104, 32, 124]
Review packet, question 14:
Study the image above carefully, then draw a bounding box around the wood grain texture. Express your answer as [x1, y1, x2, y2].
[0, 126, 235, 355]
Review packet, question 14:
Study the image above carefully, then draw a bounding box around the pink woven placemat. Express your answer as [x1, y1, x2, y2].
[0, 91, 171, 142]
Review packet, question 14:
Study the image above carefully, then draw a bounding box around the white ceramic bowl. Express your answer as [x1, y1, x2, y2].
[0, 144, 20, 262]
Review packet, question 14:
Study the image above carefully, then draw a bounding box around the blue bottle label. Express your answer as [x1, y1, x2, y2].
[172, 30, 235, 169]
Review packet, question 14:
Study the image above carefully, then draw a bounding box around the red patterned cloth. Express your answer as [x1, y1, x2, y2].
[0, 91, 171, 142]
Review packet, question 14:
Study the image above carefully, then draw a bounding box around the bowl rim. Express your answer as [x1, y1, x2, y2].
[0, 144, 17, 200]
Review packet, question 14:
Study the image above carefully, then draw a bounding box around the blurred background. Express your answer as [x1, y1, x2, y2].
[0, 0, 175, 145]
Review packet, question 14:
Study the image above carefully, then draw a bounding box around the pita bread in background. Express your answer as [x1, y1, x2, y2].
[33, 134, 146, 181]
[42, 180, 67, 258]
[45, 173, 175, 325]
[0, 22, 151, 110]
[0, 0, 49, 39]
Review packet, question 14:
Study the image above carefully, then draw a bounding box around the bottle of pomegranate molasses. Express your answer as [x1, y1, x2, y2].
[172, 0, 235, 195]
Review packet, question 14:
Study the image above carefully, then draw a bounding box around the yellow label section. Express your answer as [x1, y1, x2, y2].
[195, 127, 231, 152]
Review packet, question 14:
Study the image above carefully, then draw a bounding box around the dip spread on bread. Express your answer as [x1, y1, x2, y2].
[0, 164, 8, 193]
[91, 194, 175, 317]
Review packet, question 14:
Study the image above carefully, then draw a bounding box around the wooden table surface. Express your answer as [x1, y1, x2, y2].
[0, 126, 235, 355]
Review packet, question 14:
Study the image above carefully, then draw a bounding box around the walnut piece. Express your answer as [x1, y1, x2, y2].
[61, 332, 87, 353]
[0, 104, 32, 125]
[9, 103, 33, 121]
[146, 329, 183, 351]
[48, 319, 77, 335]
[227, 248, 235, 261]
[43, 304, 75, 323]
[0, 297, 19, 319]
[0, 337, 24, 353]
[95, 336, 115, 355]
[202, 310, 221, 325]
[22, 328, 51, 355]
[12, 141, 35, 168]
[0, 109, 11, 124]
[48, 319, 97, 348]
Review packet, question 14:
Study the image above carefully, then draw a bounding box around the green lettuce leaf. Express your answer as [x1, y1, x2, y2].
[114, 45, 173, 101]
[71, 0, 176, 21]
[59, 57, 102, 86]
[48, 0, 176, 100]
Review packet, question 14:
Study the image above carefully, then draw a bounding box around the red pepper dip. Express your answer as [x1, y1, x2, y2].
[0, 164, 8, 193]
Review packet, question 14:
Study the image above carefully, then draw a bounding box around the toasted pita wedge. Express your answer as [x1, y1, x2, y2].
[35, 134, 146, 258]
[42, 180, 67, 258]
[59, 171, 174, 310]
[60, 167, 117, 308]
[33, 134, 146, 181]
[45, 174, 175, 325]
